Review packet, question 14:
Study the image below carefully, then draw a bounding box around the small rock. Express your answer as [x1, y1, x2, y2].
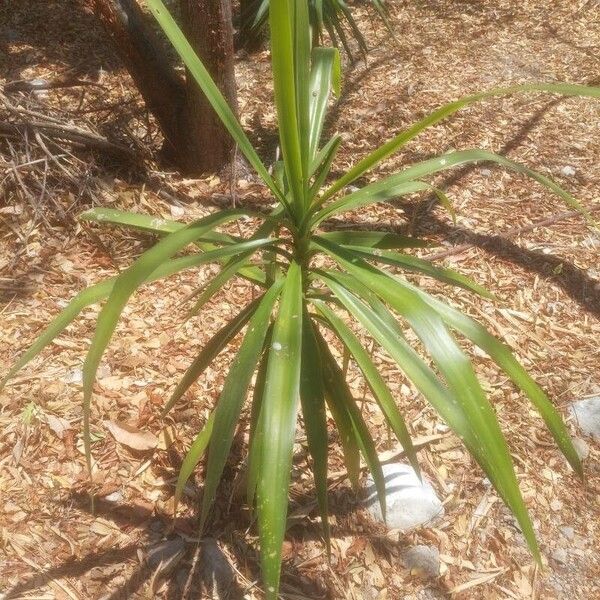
[551, 548, 568, 566]
[201, 538, 237, 598]
[147, 538, 186, 569]
[570, 396, 600, 440]
[102, 490, 123, 503]
[559, 526, 575, 540]
[64, 368, 83, 384]
[480, 168, 492, 177]
[561, 165, 576, 177]
[572, 437, 590, 460]
[363, 463, 444, 530]
[402, 545, 440, 578]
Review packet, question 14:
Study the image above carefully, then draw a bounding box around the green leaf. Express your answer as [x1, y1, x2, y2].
[174, 411, 215, 511]
[318, 246, 541, 560]
[322, 82, 600, 202]
[162, 296, 263, 417]
[308, 47, 341, 161]
[186, 253, 254, 318]
[199, 280, 283, 531]
[256, 261, 303, 600]
[317, 148, 590, 224]
[269, 0, 305, 211]
[187, 218, 280, 317]
[309, 135, 342, 201]
[332, 243, 492, 297]
[315, 269, 502, 498]
[294, 0, 312, 188]
[81, 210, 258, 472]
[312, 180, 431, 226]
[312, 300, 420, 477]
[299, 315, 331, 551]
[317, 331, 387, 521]
[401, 279, 583, 477]
[145, 0, 289, 211]
[2, 242, 264, 388]
[319, 229, 429, 249]
[246, 336, 271, 509]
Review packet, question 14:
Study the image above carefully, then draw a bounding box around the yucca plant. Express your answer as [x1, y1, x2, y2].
[4, 0, 600, 597]
[240, 0, 392, 57]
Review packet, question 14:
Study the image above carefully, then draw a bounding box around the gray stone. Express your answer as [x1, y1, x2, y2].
[570, 397, 600, 440]
[559, 526, 575, 540]
[561, 165, 576, 177]
[572, 436, 590, 460]
[147, 538, 186, 571]
[363, 463, 444, 530]
[402, 545, 440, 578]
[201, 538, 239, 599]
[551, 548, 568, 566]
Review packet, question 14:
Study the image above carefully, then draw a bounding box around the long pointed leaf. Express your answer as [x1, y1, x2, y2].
[312, 300, 420, 477]
[308, 47, 341, 161]
[402, 279, 583, 477]
[174, 411, 215, 511]
[317, 331, 387, 521]
[335, 243, 492, 297]
[319, 229, 428, 250]
[162, 296, 262, 417]
[318, 245, 541, 560]
[199, 280, 283, 531]
[82, 211, 255, 472]
[322, 82, 600, 202]
[256, 261, 303, 599]
[300, 314, 331, 551]
[145, 0, 290, 211]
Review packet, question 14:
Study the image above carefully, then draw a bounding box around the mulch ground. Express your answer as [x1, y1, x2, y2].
[1, 1, 600, 599]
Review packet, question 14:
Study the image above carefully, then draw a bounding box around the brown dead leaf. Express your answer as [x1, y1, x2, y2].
[104, 420, 158, 451]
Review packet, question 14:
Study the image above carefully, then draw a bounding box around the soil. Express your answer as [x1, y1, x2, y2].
[1, 1, 599, 599]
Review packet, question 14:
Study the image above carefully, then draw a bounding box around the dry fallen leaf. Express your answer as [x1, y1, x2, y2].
[104, 420, 158, 451]
[44, 413, 72, 439]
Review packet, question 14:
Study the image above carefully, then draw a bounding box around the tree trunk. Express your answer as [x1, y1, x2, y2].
[179, 0, 237, 172]
[93, 0, 236, 175]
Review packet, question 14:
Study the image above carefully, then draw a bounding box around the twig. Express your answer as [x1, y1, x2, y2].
[0, 120, 134, 157]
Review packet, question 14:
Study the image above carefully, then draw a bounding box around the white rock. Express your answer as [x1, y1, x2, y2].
[363, 463, 444, 530]
[561, 165, 576, 177]
[570, 396, 600, 440]
[572, 437, 590, 461]
[551, 548, 568, 565]
[402, 545, 440, 578]
[559, 526, 575, 540]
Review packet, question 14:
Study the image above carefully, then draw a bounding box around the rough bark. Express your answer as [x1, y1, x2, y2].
[93, 0, 236, 175]
[179, 0, 237, 172]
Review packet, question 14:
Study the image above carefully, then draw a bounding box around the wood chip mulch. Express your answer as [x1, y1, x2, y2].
[1, 1, 599, 599]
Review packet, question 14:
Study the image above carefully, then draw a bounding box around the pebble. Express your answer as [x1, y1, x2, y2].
[402, 545, 440, 578]
[560, 526, 575, 541]
[570, 396, 600, 440]
[201, 538, 236, 597]
[561, 165, 576, 177]
[551, 548, 568, 565]
[363, 463, 444, 530]
[572, 437, 590, 461]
